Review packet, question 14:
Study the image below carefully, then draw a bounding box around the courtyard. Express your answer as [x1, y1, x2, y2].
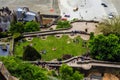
[14, 35, 87, 61]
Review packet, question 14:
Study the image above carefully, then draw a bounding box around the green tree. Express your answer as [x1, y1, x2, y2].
[24, 21, 40, 32]
[72, 71, 84, 80]
[12, 32, 22, 41]
[59, 64, 83, 80]
[9, 22, 24, 34]
[0, 32, 8, 38]
[97, 16, 120, 35]
[23, 45, 41, 61]
[56, 20, 71, 29]
[0, 56, 48, 80]
[89, 34, 120, 61]
[90, 32, 94, 40]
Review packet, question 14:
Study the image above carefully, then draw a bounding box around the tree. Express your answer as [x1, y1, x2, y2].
[12, 32, 22, 40]
[97, 16, 120, 36]
[9, 22, 24, 34]
[0, 56, 48, 80]
[24, 21, 40, 32]
[16, 63, 48, 80]
[89, 32, 94, 40]
[0, 32, 8, 38]
[89, 34, 120, 61]
[56, 20, 71, 29]
[72, 71, 84, 80]
[10, 21, 40, 34]
[23, 45, 41, 61]
[59, 64, 83, 80]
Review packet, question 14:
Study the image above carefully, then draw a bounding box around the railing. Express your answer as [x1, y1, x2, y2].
[23, 30, 89, 37]
[27, 56, 120, 69]
[22, 26, 72, 35]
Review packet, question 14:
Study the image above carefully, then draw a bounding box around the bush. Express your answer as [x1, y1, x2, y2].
[57, 58, 62, 61]
[0, 32, 8, 38]
[59, 64, 84, 80]
[51, 70, 58, 77]
[56, 20, 71, 29]
[0, 56, 48, 80]
[24, 21, 40, 32]
[90, 32, 94, 40]
[9, 22, 24, 34]
[47, 70, 58, 77]
[62, 54, 73, 60]
[12, 33, 22, 41]
[10, 21, 40, 34]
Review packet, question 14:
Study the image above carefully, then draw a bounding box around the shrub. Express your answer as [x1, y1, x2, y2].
[0, 32, 8, 38]
[59, 64, 84, 80]
[24, 21, 40, 32]
[12, 32, 22, 41]
[56, 20, 71, 29]
[90, 32, 94, 39]
[57, 58, 62, 61]
[62, 54, 73, 60]
[0, 56, 48, 80]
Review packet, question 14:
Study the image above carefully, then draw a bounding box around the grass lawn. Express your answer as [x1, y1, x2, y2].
[14, 35, 87, 61]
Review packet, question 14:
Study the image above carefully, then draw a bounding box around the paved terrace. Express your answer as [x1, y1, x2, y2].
[23, 22, 97, 40]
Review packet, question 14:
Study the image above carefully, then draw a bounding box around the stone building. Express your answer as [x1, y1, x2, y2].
[0, 7, 12, 32]
[16, 7, 38, 22]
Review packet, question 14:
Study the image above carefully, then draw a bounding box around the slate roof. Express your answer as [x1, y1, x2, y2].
[16, 7, 37, 22]
[23, 13, 35, 21]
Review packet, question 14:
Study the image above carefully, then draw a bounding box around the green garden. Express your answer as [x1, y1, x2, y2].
[14, 35, 87, 61]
